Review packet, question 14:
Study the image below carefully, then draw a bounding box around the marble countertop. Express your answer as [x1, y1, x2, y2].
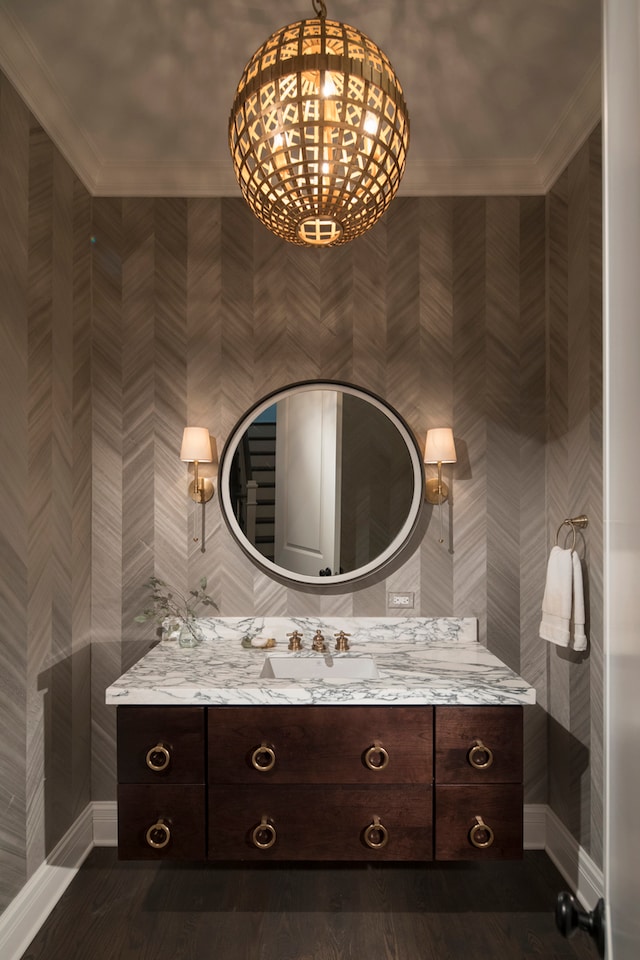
[106, 616, 536, 707]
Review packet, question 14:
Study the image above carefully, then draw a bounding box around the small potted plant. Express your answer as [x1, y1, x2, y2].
[134, 576, 218, 647]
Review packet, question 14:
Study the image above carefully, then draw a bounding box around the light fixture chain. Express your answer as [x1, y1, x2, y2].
[312, 0, 327, 19]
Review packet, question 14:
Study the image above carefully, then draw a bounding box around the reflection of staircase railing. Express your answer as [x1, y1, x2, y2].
[245, 422, 276, 561]
[246, 480, 258, 548]
[231, 434, 252, 528]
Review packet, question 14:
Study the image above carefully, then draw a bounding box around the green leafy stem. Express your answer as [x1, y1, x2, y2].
[134, 576, 218, 637]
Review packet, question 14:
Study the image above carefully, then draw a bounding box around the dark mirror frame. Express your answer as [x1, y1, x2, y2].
[218, 380, 425, 586]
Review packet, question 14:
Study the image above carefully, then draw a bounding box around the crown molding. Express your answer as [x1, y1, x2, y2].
[0, 5, 601, 199]
[91, 160, 242, 197]
[398, 158, 545, 197]
[0, 7, 101, 191]
[536, 57, 602, 192]
[92, 158, 547, 198]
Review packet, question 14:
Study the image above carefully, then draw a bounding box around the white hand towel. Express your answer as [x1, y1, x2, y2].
[572, 551, 587, 651]
[539, 546, 573, 646]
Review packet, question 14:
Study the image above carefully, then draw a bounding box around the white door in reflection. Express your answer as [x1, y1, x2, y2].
[274, 390, 342, 577]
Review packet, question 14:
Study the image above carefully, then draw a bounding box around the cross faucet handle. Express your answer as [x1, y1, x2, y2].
[311, 629, 327, 652]
[334, 631, 351, 652]
[287, 630, 303, 651]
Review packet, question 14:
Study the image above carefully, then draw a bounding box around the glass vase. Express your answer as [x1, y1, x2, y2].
[178, 618, 204, 648]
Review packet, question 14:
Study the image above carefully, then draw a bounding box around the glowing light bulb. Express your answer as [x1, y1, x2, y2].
[322, 73, 337, 97]
[364, 113, 378, 135]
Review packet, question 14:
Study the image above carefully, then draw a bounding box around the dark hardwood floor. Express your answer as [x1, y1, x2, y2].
[20, 849, 600, 959]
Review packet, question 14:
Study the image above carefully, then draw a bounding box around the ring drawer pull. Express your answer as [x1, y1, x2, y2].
[145, 819, 171, 849]
[145, 743, 171, 772]
[363, 815, 389, 850]
[250, 743, 276, 772]
[469, 815, 495, 849]
[468, 739, 494, 770]
[252, 816, 277, 849]
[364, 741, 389, 770]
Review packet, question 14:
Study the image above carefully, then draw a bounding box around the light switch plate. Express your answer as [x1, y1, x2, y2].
[388, 592, 415, 608]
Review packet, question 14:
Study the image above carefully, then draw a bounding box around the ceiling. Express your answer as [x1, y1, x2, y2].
[0, 0, 601, 198]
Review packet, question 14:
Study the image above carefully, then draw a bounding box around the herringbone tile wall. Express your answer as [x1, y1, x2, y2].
[0, 60, 602, 916]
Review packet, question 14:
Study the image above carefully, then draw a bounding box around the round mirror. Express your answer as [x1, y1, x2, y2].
[218, 381, 424, 585]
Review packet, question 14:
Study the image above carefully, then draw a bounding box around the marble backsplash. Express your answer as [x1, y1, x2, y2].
[197, 615, 478, 646]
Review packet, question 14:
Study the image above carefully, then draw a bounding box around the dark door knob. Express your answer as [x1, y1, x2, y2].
[555, 891, 605, 958]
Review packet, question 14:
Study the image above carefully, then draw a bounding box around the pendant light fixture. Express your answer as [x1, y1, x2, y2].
[229, 0, 410, 247]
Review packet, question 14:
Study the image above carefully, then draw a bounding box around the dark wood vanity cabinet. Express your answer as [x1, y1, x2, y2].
[434, 706, 524, 860]
[116, 706, 207, 860]
[208, 706, 434, 861]
[115, 703, 523, 862]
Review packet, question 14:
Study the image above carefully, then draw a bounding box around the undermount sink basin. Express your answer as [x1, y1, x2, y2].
[260, 654, 379, 681]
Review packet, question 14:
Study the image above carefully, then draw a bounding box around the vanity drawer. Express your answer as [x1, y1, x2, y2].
[208, 784, 433, 861]
[434, 784, 523, 860]
[117, 706, 205, 784]
[434, 706, 523, 783]
[117, 783, 206, 860]
[208, 706, 433, 784]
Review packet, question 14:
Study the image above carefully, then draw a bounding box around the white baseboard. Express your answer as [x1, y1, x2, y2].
[0, 801, 604, 960]
[0, 803, 93, 960]
[523, 803, 548, 849]
[92, 800, 118, 847]
[543, 806, 604, 912]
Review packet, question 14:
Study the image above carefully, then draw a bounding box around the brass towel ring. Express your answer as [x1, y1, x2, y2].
[555, 515, 589, 552]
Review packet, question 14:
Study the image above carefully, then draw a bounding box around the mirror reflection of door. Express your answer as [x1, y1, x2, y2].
[274, 390, 342, 577]
[221, 382, 423, 584]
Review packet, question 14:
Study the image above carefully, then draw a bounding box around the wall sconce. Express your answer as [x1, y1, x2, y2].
[180, 427, 214, 503]
[424, 428, 457, 504]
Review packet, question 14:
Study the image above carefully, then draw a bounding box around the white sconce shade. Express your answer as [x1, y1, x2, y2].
[424, 428, 457, 465]
[180, 427, 213, 464]
[180, 426, 214, 516]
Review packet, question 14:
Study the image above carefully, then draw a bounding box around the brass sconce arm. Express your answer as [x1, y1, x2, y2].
[180, 427, 214, 503]
[425, 460, 449, 505]
[190, 459, 214, 504]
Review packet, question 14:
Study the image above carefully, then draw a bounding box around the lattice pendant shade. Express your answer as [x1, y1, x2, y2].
[229, 3, 410, 246]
